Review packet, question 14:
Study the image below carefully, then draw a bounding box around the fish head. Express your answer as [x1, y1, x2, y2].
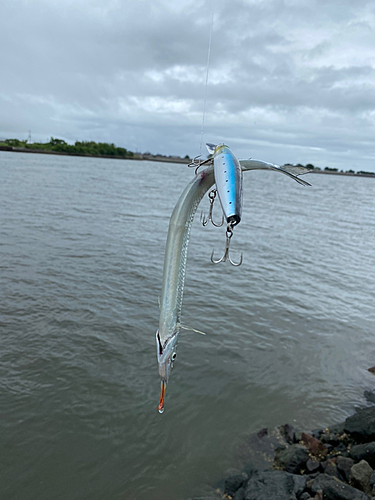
[156, 330, 179, 413]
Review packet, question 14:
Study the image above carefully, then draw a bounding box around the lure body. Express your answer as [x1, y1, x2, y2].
[212, 144, 243, 226]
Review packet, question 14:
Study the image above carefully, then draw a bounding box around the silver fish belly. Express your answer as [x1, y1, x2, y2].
[156, 165, 215, 412]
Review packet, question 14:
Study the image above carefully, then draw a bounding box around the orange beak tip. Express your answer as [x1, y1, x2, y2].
[158, 381, 166, 414]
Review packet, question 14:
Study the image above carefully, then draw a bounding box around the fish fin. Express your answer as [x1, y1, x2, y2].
[239, 159, 276, 171]
[206, 143, 217, 155]
[270, 165, 312, 186]
[158, 296, 161, 310]
[178, 323, 207, 335]
[239, 159, 311, 186]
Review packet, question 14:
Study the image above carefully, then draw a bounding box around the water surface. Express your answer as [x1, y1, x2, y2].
[1, 151, 375, 499]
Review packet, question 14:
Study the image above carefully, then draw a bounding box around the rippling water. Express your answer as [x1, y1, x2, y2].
[1, 151, 375, 499]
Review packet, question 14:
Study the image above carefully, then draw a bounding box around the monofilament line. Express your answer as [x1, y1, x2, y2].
[199, 4, 215, 156]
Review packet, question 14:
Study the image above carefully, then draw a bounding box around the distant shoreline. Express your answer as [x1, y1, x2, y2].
[0, 145, 191, 164]
[1, 145, 374, 177]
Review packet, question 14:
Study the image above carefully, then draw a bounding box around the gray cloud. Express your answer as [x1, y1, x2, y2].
[1, 0, 375, 171]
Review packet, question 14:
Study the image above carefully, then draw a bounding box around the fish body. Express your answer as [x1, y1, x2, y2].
[210, 144, 243, 226]
[156, 143, 312, 413]
[156, 164, 215, 412]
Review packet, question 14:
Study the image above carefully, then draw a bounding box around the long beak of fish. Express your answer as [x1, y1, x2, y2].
[158, 380, 166, 414]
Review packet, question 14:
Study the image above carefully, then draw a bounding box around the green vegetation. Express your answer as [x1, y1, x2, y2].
[357, 170, 375, 176]
[0, 137, 134, 158]
[324, 167, 338, 172]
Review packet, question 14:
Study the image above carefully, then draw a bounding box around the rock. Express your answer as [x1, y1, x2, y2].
[279, 423, 296, 444]
[301, 432, 329, 460]
[311, 473, 371, 499]
[325, 463, 342, 480]
[367, 367, 375, 374]
[300, 493, 313, 500]
[274, 444, 310, 474]
[350, 443, 375, 468]
[295, 431, 304, 442]
[321, 432, 341, 447]
[224, 474, 247, 497]
[306, 458, 321, 473]
[336, 443, 350, 457]
[235, 427, 288, 471]
[370, 469, 375, 487]
[364, 391, 375, 405]
[350, 460, 373, 495]
[337, 456, 355, 483]
[311, 429, 324, 439]
[345, 407, 375, 443]
[328, 423, 346, 435]
[369, 470, 375, 496]
[244, 470, 305, 500]
[234, 487, 246, 500]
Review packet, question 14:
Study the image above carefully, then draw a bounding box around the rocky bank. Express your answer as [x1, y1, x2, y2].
[208, 391, 375, 500]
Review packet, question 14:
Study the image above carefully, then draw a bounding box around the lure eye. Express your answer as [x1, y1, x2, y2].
[171, 352, 177, 362]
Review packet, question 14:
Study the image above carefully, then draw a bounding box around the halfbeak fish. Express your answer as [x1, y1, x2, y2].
[156, 164, 215, 413]
[156, 144, 311, 412]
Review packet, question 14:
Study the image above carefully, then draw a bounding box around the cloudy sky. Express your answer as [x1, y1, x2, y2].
[1, 0, 375, 171]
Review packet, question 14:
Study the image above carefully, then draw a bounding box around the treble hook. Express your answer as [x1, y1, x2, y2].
[211, 223, 243, 266]
[188, 155, 213, 175]
[200, 189, 224, 227]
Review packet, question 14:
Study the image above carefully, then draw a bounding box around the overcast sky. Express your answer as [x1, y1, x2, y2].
[1, 0, 375, 171]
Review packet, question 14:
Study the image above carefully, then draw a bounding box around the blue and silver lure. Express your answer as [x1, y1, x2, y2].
[206, 142, 243, 265]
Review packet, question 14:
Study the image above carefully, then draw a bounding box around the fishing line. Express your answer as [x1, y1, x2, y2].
[199, 3, 215, 157]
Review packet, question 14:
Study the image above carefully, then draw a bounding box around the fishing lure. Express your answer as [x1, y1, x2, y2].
[207, 143, 243, 265]
[156, 144, 311, 413]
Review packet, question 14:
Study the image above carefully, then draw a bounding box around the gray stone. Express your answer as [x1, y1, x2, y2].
[279, 423, 296, 444]
[350, 460, 373, 495]
[311, 473, 371, 499]
[345, 408, 375, 443]
[325, 463, 342, 480]
[337, 456, 355, 483]
[336, 443, 350, 457]
[244, 470, 305, 500]
[350, 443, 375, 468]
[234, 487, 246, 500]
[274, 443, 310, 473]
[306, 458, 321, 473]
[235, 427, 288, 471]
[364, 391, 375, 405]
[224, 474, 246, 497]
[321, 433, 341, 447]
[300, 493, 313, 500]
[328, 423, 346, 435]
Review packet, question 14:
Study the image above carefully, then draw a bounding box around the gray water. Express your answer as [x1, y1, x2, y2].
[1, 151, 375, 500]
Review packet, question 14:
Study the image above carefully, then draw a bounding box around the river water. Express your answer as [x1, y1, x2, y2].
[1, 151, 375, 499]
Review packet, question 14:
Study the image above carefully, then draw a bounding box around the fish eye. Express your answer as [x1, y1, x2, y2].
[171, 352, 177, 361]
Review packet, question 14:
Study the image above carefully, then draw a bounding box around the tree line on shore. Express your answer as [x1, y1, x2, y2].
[1, 137, 134, 158]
